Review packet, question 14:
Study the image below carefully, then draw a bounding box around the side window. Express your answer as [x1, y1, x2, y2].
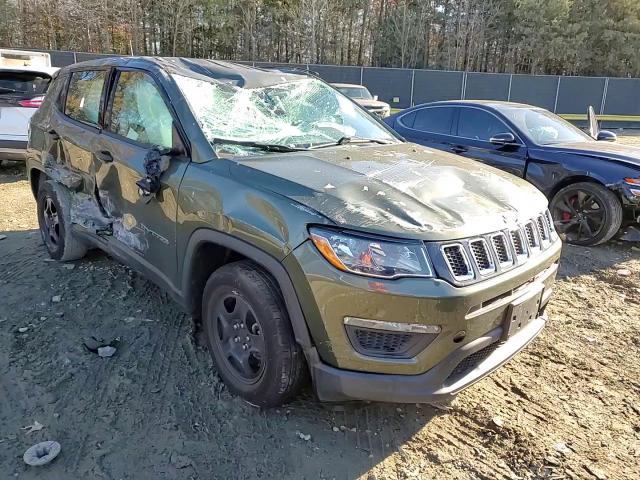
[65, 70, 106, 126]
[412, 107, 454, 134]
[458, 108, 511, 142]
[398, 111, 416, 128]
[108, 71, 173, 149]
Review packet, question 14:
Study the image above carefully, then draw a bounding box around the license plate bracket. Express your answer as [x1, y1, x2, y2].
[502, 283, 544, 340]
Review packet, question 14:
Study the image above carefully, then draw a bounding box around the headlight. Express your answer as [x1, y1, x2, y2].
[309, 227, 433, 279]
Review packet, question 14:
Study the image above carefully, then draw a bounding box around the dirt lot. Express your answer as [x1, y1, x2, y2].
[1, 158, 639, 480]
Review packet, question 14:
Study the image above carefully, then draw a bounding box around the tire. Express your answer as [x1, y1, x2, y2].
[550, 182, 623, 246]
[201, 260, 307, 407]
[37, 180, 87, 261]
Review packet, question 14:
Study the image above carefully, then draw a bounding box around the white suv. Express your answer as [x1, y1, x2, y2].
[0, 66, 58, 161]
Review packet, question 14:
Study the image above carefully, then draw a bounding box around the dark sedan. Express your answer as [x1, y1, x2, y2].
[385, 100, 640, 245]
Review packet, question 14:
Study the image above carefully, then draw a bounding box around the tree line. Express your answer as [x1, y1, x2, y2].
[1, 0, 640, 77]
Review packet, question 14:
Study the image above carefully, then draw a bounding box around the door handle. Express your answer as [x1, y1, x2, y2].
[95, 150, 113, 163]
[451, 145, 468, 154]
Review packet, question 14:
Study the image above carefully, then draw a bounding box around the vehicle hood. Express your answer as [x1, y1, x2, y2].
[229, 143, 548, 240]
[545, 141, 640, 168]
[356, 98, 390, 109]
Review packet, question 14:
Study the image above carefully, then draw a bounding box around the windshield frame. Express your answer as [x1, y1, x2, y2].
[496, 105, 594, 147]
[173, 74, 401, 158]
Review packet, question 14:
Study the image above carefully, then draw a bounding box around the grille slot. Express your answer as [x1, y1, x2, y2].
[446, 342, 500, 383]
[525, 222, 538, 249]
[442, 244, 473, 280]
[491, 233, 512, 265]
[510, 229, 526, 256]
[469, 239, 495, 274]
[536, 216, 548, 241]
[545, 210, 556, 238]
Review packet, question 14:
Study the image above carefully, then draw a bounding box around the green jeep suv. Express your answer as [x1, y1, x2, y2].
[27, 57, 561, 407]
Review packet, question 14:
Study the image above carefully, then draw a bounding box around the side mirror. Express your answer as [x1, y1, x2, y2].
[489, 132, 517, 145]
[373, 95, 379, 101]
[596, 130, 617, 142]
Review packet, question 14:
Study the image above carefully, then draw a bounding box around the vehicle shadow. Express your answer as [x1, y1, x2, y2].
[0, 161, 26, 184]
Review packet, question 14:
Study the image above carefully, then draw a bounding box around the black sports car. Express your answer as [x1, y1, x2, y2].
[385, 100, 640, 245]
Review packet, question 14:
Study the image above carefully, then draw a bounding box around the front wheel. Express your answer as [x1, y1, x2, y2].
[202, 260, 307, 407]
[550, 182, 622, 246]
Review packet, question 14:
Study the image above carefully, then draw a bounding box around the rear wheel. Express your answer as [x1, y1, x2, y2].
[37, 180, 87, 261]
[550, 182, 622, 246]
[201, 260, 307, 407]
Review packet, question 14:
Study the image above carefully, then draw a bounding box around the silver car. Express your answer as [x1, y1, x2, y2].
[0, 66, 58, 161]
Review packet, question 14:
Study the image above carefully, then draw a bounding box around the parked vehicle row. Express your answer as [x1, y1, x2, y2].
[26, 57, 560, 407]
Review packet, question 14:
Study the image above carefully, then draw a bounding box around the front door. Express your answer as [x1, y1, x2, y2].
[92, 69, 189, 288]
[452, 106, 527, 178]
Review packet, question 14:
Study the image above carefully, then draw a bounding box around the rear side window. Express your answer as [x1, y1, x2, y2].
[398, 111, 416, 128]
[65, 70, 106, 126]
[108, 71, 173, 148]
[457, 108, 510, 141]
[0, 71, 51, 99]
[413, 107, 454, 134]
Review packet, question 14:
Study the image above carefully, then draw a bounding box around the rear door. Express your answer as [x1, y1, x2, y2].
[92, 68, 190, 286]
[0, 69, 52, 142]
[392, 106, 457, 152]
[452, 106, 528, 177]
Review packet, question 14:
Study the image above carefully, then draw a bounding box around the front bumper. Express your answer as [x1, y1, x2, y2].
[0, 139, 27, 161]
[312, 314, 546, 403]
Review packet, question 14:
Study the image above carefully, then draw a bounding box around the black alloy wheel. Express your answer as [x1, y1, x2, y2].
[550, 182, 623, 246]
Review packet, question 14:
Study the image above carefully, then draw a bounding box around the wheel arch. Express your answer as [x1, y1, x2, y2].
[29, 166, 45, 198]
[548, 174, 607, 201]
[181, 228, 314, 351]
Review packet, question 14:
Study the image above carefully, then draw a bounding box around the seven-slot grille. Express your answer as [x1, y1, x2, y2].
[439, 210, 556, 284]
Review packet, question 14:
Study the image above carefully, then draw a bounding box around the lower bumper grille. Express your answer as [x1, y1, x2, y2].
[345, 325, 437, 358]
[445, 341, 500, 383]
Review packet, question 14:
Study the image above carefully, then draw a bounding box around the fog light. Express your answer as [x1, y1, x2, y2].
[343, 317, 441, 334]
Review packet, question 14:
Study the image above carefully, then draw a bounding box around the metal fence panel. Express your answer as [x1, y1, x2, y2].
[556, 76, 606, 114]
[310, 65, 361, 85]
[362, 67, 413, 108]
[75, 52, 118, 63]
[465, 72, 510, 100]
[603, 78, 640, 116]
[412, 70, 464, 105]
[509, 74, 558, 111]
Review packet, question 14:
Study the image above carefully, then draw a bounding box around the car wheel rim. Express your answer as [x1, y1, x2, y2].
[212, 292, 265, 384]
[42, 197, 60, 249]
[552, 189, 606, 243]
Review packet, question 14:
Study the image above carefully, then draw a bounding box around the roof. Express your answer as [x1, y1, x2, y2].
[60, 56, 308, 88]
[424, 100, 538, 110]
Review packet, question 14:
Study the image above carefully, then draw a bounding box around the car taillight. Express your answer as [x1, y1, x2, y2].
[18, 96, 45, 108]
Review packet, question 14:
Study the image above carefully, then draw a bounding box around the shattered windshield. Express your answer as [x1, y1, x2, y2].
[172, 75, 396, 156]
[500, 107, 592, 145]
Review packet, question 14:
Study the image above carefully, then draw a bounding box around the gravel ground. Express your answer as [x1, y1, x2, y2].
[0, 157, 639, 480]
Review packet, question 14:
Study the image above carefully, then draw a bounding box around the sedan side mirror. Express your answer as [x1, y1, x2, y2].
[490, 132, 517, 145]
[596, 130, 617, 142]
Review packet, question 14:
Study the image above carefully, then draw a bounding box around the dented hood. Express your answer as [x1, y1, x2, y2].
[229, 143, 548, 240]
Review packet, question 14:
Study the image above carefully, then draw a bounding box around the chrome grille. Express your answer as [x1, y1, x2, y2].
[436, 210, 557, 285]
[491, 233, 512, 265]
[442, 244, 473, 280]
[469, 239, 495, 275]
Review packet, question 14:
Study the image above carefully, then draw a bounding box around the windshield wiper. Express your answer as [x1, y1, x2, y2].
[211, 138, 309, 153]
[309, 136, 393, 149]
